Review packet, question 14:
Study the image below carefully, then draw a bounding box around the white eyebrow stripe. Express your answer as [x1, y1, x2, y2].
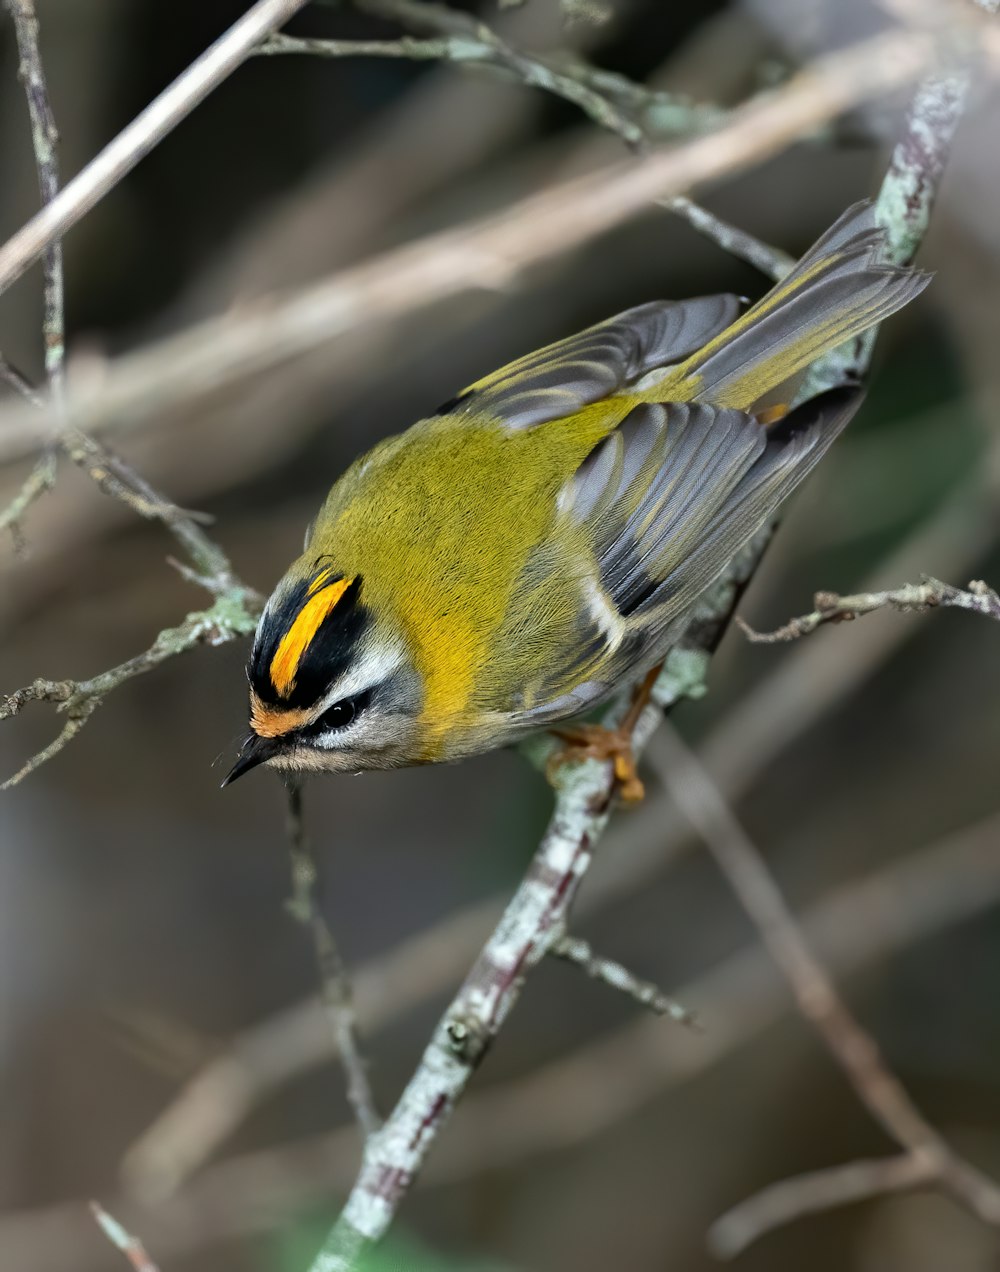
[314, 635, 407, 714]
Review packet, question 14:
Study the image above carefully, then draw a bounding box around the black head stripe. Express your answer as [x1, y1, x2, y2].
[249, 574, 368, 709]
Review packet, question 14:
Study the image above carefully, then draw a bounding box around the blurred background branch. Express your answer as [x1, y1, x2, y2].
[652, 720, 1000, 1238]
[3, 2, 1000, 1271]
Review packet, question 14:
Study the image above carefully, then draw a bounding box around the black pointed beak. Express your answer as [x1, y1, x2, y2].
[221, 734, 280, 787]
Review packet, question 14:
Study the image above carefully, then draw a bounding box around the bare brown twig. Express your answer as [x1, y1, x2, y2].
[649, 721, 1000, 1249]
[11, 807, 1000, 1269]
[708, 1153, 935, 1257]
[738, 575, 1000, 642]
[285, 783, 381, 1139]
[0, 26, 939, 467]
[122, 457, 999, 1199]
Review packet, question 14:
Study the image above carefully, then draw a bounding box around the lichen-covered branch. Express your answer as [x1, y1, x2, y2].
[0, 8, 262, 786]
[301, 27, 992, 1264]
[301, 530, 771, 1272]
[261, 28, 642, 146]
[349, 0, 650, 144]
[738, 576, 1000, 643]
[274, 0, 728, 147]
[1, 592, 259, 789]
[0, 26, 940, 467]
[285, 784, 381, 1139]
[549, 933, 697, 1027]
[2, 0, 64, 539]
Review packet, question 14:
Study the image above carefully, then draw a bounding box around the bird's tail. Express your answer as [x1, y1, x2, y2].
[668, 202, 929, 413]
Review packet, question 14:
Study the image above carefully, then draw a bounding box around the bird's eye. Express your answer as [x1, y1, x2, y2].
[310, 688, 372, 736]
[315, 698, 357, 732]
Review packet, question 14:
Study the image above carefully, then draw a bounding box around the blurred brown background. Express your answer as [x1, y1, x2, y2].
[2, 2, 1000, 1270]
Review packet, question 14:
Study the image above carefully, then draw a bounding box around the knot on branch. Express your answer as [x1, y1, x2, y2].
[444, 1013, 491, 1063]
[1, 676, 75, 719]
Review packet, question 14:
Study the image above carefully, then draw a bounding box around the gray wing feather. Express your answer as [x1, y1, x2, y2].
[453, 295, 742, 431]
[566, 386, 863, 627]
[645, 388, 862, 618]
[503, 388, 861, 733]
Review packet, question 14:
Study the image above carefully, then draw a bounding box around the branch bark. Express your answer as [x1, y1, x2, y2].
[738, 575, 1000, 642]
[0, 26, 938, 467]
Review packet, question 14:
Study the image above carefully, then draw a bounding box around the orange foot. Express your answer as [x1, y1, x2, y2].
[547, 722, 646, 803]
[546, 663, 663, 804]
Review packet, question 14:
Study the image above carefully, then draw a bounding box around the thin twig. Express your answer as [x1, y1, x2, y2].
[90, 1202, 162, 1272]
[650, 721, 1000, 1238]
[708, 1153, 935, 1258]
[284, 783, 381, 1140]
[2, 0, 64, 540]
[7, 0, 65, 396]
[0, 0, 313, 298]
[0, 593, 259, 788]
[24, 808, 999, 1269]
[0, 451, 56, 550]
[0, 418, 262, 784]
[0, 26, 939, 467]
[302, 527, 771, 1270]
[120, 465, 998, 1199]
[348, 0, 644, 145]
[663, 195, 794, 281]
[550, 932, 698, 1028]
[259, 27, 651, 146]
[738, 575, 1000, 642]
[0, 0, 263, 786]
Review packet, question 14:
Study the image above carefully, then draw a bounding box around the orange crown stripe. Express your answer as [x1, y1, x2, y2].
[269, 576, 353, 697]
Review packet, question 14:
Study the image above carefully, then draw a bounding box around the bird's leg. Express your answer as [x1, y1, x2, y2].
[548, 663, 662, 803]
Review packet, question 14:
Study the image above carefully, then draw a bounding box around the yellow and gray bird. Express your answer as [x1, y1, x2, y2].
[224, 202, 927, 786]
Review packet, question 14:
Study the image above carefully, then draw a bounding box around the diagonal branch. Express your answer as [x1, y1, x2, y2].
[0, 5, 262, 785]
[649, 721, 1000, 1245]
[0, 0, 314, 298]
[0, 26, 941, 467]
[260, 28, 647, 146]
[301, 528, 778, 1272]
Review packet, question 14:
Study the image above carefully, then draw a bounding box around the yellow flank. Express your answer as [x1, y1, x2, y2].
[270, 576, 354, 697]
[312, 404, 619, 758]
